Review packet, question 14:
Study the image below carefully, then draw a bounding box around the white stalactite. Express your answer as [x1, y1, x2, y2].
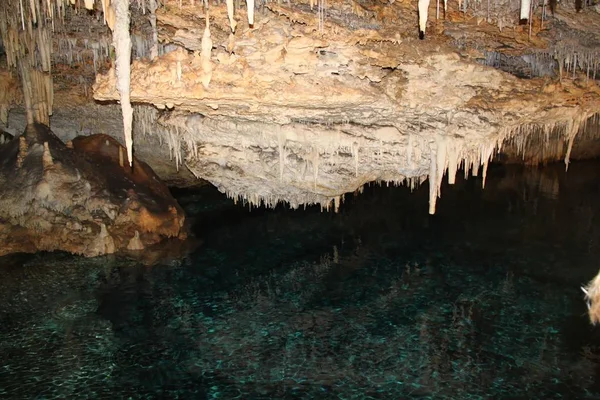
[520, 0, 531, 20]
[447, 141, 459, 185]
[200, 13, 213, 88]
[112, 0, 134, 166]
[247, 0, 254, 27]
[428, 143, 438, 215]
[226, 0, 237, 33]
[435, 135, 447, 195]
[418, 0, 430, 39]
[564, 116, 584, 171]
[149, 0, 158, 60]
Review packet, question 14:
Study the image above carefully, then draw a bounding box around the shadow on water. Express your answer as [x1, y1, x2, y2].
[2, 161, 600, 398]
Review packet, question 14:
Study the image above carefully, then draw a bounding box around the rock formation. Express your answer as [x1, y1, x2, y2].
[0, 124, 186, 257]
[1, 0, 600, 215]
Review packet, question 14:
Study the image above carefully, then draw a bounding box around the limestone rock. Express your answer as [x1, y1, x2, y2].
[92, 2, 600, 213]
[0, 124, 187, 257]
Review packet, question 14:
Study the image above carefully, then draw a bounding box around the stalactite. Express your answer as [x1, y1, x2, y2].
[226, 0, 237, 33]
[247, 0, 254, 27]
[148, 0, 158, 59]
[1, 0, 53, 126]
[111, 0, 134, 166]
[428, 142, 438, 215]
[564, 116, 584, 171]
[418, 0, 430, 40]
[333, 195, 341, 213]
[481, 159, 489, 188]
[200, 12, 213, 88]
[446, 140, 459, 185]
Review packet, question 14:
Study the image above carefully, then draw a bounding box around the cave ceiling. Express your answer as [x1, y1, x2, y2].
[1, 0, 600, 212]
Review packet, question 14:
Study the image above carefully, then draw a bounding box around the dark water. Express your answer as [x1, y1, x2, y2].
[2, 161, 600, 399]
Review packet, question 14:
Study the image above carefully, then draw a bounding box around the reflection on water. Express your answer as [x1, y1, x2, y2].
[1, 162, 600, 399]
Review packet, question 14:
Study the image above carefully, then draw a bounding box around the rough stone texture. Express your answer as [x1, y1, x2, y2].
[0, 71, 20, 125]
[2, 0, 600, 213]
[92, 0, 600, 212]
[0, 124, 187, 257]
[5, 100, 198, 187]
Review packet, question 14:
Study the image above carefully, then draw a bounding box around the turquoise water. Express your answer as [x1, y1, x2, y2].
[1, 162, 600, 399]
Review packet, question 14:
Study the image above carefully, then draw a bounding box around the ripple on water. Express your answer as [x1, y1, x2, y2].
[51, 294, 99, 321]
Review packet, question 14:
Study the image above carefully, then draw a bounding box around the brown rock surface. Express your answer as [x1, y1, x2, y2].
[2, 0, 600, 214]
[91, 0, 600, 213]
[0, 124, 187, 257]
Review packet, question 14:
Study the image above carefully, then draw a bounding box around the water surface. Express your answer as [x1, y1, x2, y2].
[1, 162, 600, 399]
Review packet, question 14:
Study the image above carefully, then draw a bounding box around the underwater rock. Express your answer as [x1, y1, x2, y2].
[0, 124, 187, 257]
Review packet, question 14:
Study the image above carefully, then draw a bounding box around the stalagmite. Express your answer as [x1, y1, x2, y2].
[127, 231, 145, 250]
[418, 0, 430, 40]
[17, 136, 28, 168]
[42, 141, 53, 170]
[111, 0, 134, 167]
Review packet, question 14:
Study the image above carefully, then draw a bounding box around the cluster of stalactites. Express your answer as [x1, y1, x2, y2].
[500, 113, 596, 170]
[0, 0, 57, 125]
[555, 47, 600, 83]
